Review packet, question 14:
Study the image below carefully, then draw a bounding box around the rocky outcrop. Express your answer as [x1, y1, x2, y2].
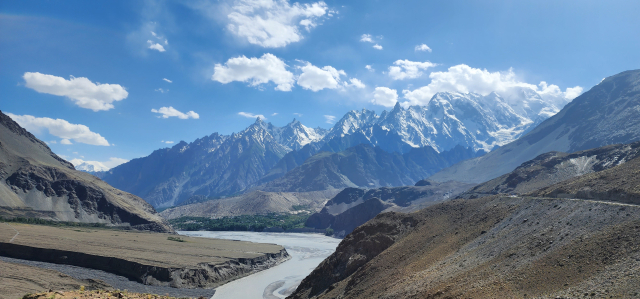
[0, 242, 289, 289]
[0, 111, 172, 232]
[458, 140, 640, 199]
[305, 181, 475, 237]
[529, 155, 640, 204]
[290, 196, 640, 298]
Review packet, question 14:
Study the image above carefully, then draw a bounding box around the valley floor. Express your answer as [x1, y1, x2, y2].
[0, 223, 290, 295]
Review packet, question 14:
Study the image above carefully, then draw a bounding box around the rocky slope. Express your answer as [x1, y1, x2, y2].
[458, 140, 640, 198]
[305, 180, 475, 237]
[529, 155, 640, 204]
[102, 119, 293, 208]
[322, 89, 557, 154]
[159, 189, 340, 220]
[290, 195, 640, 298]
[0, 111, 172, 232]
[258, 144, 479, 192]
[429, 69, 640, 184]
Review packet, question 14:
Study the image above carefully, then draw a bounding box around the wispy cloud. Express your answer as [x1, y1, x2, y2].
[151, 106, 199, 119]
[324, 115, 336, 124]
[415, 44, 432, 52]
[238, 112, 266, 120]
[163, 78, 172, 83]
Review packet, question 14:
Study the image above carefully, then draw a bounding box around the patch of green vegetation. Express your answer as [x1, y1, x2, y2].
[169, 213, 311, 232]
[167, 236, 185, 242]
[324, 227, 334, 236]
[0, 216, 107, 228]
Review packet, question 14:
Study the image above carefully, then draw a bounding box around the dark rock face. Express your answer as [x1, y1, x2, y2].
[305, 181, 475, 237]
[0, 111, 172, 232]
[259, 144, 480, 192]
[430, 69, 640, 184]
[458, 140, 640, 199]
[292, 212, 420, 298]
[102, 121, 289, 208]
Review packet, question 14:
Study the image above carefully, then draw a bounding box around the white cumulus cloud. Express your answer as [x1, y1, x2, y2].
[212, 53, 294, 91]
[402, 64, 583, 107]
[415, 44, 432, 52]
[226, 0, 329, 48]
[147, 40, 166, 52]
[324, 115, 336, 124]
[388, 60, 437, 80]
[238, 112, 267, 119]
[365, 65, 374, 72]
[297, 62, 345, 91]
[23, 72, 128, 112]
[372, 44, 383, 50]
[360, 34, 373, 43]
[344, 78, 365, 89]
[371, 87, 398, 107]
[151, 107, 199, 119]
[6, 113, 110, 146]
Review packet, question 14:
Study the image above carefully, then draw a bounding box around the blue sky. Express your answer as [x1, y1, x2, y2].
[1, 0, 639, 169]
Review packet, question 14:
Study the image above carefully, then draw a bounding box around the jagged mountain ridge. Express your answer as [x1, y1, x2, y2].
[101, 88, 564, 208]
[320, 89, 556, 154]
[429, 69, 640, 184]
[102, 120, 291, 208]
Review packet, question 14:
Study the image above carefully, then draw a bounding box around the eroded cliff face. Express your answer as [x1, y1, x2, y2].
[0, 242, 290, 289]
[305, 181, 475, 237]
[0, 111, 172, 232]
[459, 140, 640, 199]
[290, 196, 640, 298]
[529, 155, 640, 205]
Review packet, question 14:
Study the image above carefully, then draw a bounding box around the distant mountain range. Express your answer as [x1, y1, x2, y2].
[429, 69, 640, 184]
[98, 88, 566, 208]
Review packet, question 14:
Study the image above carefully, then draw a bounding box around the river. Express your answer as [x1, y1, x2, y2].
[178, 231, 341, 299]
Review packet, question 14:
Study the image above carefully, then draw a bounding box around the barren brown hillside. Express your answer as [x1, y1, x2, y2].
[290, 196, 640, 298]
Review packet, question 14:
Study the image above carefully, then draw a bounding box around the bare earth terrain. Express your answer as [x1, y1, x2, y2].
[290, 196, 640, 298]
[0, 260, 112, 299]
[0, 223, 289, 290]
